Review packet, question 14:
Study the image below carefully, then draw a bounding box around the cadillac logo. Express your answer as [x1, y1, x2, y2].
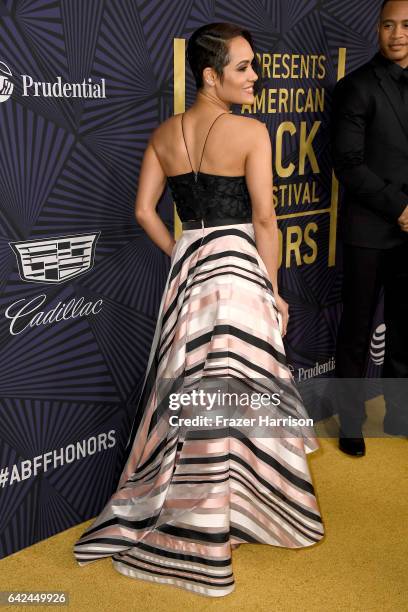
[9, 232, 100, 283]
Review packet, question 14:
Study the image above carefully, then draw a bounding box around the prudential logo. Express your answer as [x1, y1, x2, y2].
[0, 61, 14, 103]
[0, 60, 106, 100]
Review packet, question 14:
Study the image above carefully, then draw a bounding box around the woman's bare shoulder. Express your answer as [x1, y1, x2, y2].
[197, 113, 267, 148]
[230, 114, 263, 124]
[154, 114, 180, 132]
[210, 113, 264, 128]
[150, 113, 266, 149]
[154, 113, 264, 130]
[228, 114, 268, 136]
[242, 115, 268, 130]
[149, 115, 179, 147]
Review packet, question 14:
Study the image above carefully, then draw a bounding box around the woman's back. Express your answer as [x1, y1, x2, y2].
[151, 110, 258, 178]
[151, 110, 258, 222]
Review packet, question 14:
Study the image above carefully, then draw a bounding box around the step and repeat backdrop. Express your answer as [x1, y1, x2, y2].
[0, 0, 384, 558]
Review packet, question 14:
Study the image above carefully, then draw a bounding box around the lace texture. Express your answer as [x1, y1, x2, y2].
[166, 171, 252, 221]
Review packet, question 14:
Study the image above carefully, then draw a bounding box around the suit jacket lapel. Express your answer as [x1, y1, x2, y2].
[373, 59, 408, 142]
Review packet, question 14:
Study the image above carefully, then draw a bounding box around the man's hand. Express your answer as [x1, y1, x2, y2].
[398, 205, 408, 232]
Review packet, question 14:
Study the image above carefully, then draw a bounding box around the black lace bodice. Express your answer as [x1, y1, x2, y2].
[166, 171, 252, 221]
[165, 112, 252, 222]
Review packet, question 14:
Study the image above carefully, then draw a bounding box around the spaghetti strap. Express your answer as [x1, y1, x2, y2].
[181, 112, 230, 182]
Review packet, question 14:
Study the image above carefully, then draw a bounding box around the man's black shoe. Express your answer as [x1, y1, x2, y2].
[338, 432, 366, 456]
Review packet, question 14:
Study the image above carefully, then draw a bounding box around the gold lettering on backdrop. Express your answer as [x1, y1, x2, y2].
[243, 88, 325, 114]
[303, 223, 318, 265]
[257, 53, 327, 80]
[302, 183, 311, 204]
[277, 222, 319, 268]
[273, 182, 319, 208]
[299, 121, 320, 175]
[275, 122, 296, 178]
[240, 49, 346, 268]
[273, 121, 321, 179]
[286, 226, 303, 267]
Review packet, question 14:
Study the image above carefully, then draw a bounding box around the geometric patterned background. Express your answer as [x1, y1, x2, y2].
[0, 0, 383, 558]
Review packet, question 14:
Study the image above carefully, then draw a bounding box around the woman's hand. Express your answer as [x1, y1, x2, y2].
[274, 294, 289, 337]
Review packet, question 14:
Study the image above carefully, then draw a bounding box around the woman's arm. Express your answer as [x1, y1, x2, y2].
[134, 135, 176, 257]
[245, 120, 289, 335]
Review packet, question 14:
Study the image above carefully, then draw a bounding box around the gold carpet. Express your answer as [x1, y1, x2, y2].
[1, 398, 407, 612]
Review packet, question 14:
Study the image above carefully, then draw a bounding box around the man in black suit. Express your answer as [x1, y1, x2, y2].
[331, 0, 408, 456]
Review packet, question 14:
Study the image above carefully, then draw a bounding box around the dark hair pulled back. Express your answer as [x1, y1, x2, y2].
[186, 22, 263, 96]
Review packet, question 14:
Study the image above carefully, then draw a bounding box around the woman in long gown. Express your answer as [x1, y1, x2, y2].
[73, 22, 325, 597]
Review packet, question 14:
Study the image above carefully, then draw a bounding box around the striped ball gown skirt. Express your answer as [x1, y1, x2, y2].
[73, 222, 324, 597]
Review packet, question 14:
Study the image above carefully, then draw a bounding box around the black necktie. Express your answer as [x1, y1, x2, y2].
[387, 62, 408, 104]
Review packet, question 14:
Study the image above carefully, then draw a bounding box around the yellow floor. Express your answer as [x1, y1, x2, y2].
[1, 400, 407, 611]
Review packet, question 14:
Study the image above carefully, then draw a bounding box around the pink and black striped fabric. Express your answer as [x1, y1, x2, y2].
[73, 222, 324, 597]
